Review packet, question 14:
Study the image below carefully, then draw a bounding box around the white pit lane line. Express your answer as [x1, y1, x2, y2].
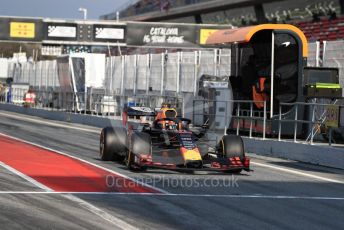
[0, 162, 53, 192]
[250, 161, 344, 185]
[0, 191, 343, 201]
[0, 161, 139, 230]
[0, 111, 100, 134]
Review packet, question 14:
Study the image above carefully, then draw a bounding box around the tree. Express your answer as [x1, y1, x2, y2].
[0, 42, 42, 60]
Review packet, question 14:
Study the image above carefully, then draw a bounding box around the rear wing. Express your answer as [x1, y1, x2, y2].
[122, 106, 156, 127]
[124, 106, 156, 117]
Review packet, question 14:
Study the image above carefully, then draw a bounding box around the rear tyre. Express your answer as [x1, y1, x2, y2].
[126, 132, 151, 171]
[219, 135, 245, 173]
[100, 127, 127, 161]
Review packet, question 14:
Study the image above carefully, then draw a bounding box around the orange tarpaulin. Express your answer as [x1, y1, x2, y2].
[252, 86, 268, 109]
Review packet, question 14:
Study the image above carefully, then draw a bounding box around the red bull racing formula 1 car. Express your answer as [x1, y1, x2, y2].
[99, 105, 250, 173]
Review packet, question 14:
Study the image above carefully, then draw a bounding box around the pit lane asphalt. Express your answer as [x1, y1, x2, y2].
[0, 110, 343, 230]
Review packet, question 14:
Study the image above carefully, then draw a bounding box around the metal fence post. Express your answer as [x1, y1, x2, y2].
[236, 103, 240, 135]
[224, 99, 228, 134]
[146, 54, 150, 95]
[192, 100, 195, 123]
[33, 62, 37, 88]
[315, 41, 320, 67]
[294, 104, 298, 142]
[322, 40, 327, 65]
[278, 104, 282, 141]
[249, 102, 253, 138]
[90, 89, 93, 115]
[161, 53, 165, 95]
[120, 56, 125, 95]
[106, 93, 112, 117]
[270, 32, 275, 118]
[213, 49, 217, 76]
[311, 104, 315, 145]
[133, 55, 138, 95]
[177, 52, 181, 94]
[193, 51, 198, 96]
[109, 56, 113, 94]
[263, 101, 266, 140]
[53, 61, 56, 89]
[84, 87, 87, 115]
[45, 61, 48, 90]
[39, 61, 43, 90]
[28, 63, 32, 86]
[73, 93, 76, 114]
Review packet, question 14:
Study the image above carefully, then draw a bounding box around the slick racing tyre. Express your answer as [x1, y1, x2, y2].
[100, 127, 127, 161]
[126, 132, 151, 171]
[219, 135, 245, 173]
[220, 135, 245, 159]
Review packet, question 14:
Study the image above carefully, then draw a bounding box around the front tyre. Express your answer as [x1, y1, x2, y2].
[100, 127, 127, 161]
[219, 135, 245, 173]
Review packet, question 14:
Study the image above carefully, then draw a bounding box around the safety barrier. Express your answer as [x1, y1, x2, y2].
[277, 101, 342, 144]
[192, 98, 343, 146]
[0, 88, 184, 118]
[1, 86, 341, 146]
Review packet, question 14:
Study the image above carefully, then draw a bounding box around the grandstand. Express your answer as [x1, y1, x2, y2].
[294, 15, 344, 42]
[101, 0, 344, 42]
[102, 0, 213, 19]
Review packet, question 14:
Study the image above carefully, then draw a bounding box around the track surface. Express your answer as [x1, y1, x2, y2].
[0, 110, 343, 229]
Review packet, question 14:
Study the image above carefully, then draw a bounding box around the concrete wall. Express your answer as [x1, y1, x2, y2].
[243, 137, 344, 170]
[0, 103, 123, 128]
[1, 103, 343, 169]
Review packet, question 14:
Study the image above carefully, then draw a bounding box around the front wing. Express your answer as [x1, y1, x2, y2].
[131, 153, 250, 172]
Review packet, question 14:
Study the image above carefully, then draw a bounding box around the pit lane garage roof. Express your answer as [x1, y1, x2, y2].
[205, 24, 308, 57]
